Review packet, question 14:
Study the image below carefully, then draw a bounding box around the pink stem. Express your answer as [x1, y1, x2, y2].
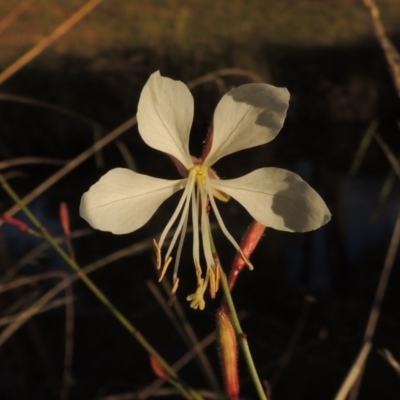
[228, 221, 266, 290]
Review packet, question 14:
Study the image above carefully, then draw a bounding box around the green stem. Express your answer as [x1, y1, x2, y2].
[220, 272, 267, 400]
[207, 224, 267, 400]
[0, 172, 202, 400]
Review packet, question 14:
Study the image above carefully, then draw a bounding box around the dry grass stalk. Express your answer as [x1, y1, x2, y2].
[335, 206, 400, 400]
[0, 0, 31, 36]
[363, 0, 400, 100]
[0, 0, 102, 86]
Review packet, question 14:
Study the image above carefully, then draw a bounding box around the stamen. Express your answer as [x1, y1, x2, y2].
[201, 268, 210, 295]
[215, 261, 221, 292]
[164, 178, 194, 261]
[158, 176, 193, 249]
[172, 208, 189, 282]
[159, 256, 172, 281]
[191, 186, 201, 273]
[194, 258, 202, 283]
[212, 188, 230, 202]
[209, 268, 216, 298]
[200, 185, 215, 270]
[207, 168, 230, 202]
[236, 249, 254, 270]
[186, 278, 206, 310]
[206, 182, 254, 270]
[211, 253, 222, 295]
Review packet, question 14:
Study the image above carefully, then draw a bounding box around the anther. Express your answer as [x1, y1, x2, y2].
[239, 250, 254, 270]
[159, 256, 172, 281]
[209, 269, 217, 298]
[194, 258, 203, 282]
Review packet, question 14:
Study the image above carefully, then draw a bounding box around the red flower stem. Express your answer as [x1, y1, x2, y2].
[60, 202, 71, 238]
[59, 202, 75, 260]
[228, 221, 266, 290]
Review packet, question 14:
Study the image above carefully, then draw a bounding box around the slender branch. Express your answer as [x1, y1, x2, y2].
[148, 279, 222, 393]
[138, 321, 218, 399]
[0, 157, 68, 170]
[0, 115, 138, 225]
[60, 280, 74, 400]
[220, 271, 267, 400]
[0, 0, 30, 35]
[0, 297, 70, 327]
[363, 0, 400, 100]
[374, 133, 400, 179]
[349, 120, 378, 178]
[364, 210, 400, 340]
[0, 0, 102, 86]
[379, 349, 400, 376]
[0, 92, 105, 131]
[334, 204, 400, 400]
[334, 341, 373, 400]
[0, 172, 202, 400]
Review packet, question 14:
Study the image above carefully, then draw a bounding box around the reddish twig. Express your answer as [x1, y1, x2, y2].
[229, 221, 266, 290]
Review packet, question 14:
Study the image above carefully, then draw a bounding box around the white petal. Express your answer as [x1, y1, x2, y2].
[204, 83, 290, 166]
[137, 71, 193, 168]
[80, 168, 184, 234]
[210, 168, 331, 232]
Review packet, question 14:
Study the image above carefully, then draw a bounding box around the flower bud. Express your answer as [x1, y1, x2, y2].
[217, 308, 239, 399]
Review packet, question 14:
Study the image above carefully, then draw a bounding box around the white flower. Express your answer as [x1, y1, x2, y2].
[80, 71, 331, 310]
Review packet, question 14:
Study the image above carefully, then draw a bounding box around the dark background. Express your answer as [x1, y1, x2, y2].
[0, 1, 400, 399]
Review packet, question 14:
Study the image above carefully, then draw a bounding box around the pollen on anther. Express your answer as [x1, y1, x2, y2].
[194, 259, 203, 282]
[159, 257, 172, 281]
[209, 269, 217, 298]
[239, 250, 254, 270]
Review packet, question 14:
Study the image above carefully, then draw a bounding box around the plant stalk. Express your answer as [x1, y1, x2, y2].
[220, 272, 267, 400]
[0, 172, 202, 400]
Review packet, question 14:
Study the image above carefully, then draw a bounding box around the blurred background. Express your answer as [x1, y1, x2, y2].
[0, 0, 400, 399]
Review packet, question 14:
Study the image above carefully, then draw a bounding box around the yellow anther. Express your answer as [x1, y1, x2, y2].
[239, 250, 254, 270]
[209, 268, 217, 298]
[194, 258, 203, 283]
[158, 256, 172, 281]
[215, 261, 221, 293]
[212, 188, 230, 202]
[187, 279, 206, 310]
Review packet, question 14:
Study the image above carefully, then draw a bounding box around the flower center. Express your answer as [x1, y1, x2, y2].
[190, 164, 229, 203]
[190, 164, 209, 187]
[153, 161, 253, 310]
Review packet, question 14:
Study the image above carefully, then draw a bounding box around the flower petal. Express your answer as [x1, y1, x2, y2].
[204, 83, 290, 166]
[137, 71, 193, 168]
[80, 168, 184, 234]
[210, 168, 331, 232]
